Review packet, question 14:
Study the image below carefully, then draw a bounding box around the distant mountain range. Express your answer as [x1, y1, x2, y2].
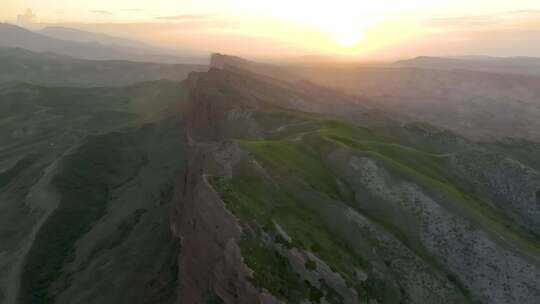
[267, 53, 540, 75]
[396, 56, 540, 76]
[0, 23, 206, 64]
[0, 46, 207, 86]
[37, 26, 153, 50]
[211, 53, 540, 142]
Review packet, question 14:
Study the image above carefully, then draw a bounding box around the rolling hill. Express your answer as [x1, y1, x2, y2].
[0, 23, 204, 64]
[0, 47, 207, 86]
[210, 53, 540, 142]
[395, 56, 540, 76]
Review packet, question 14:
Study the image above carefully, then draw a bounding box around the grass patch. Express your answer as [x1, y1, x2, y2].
[320, 119, 380, 142]
[326, 133, 449, 183]
[241, 235, 312, 303]
[212, 176, 376, 302]
[238, 140, 340, 198]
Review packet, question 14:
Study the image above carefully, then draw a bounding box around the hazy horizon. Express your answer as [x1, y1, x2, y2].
[2, 0, 540, 61]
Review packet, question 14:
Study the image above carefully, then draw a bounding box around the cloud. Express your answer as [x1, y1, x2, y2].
[17, 9, 37, 24]
[89, 10, 112, 15]
[155, 14, 213, 21]
[47, 19, 240, 36]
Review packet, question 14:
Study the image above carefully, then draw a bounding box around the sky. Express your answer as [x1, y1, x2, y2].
[2, 0, 540, 60]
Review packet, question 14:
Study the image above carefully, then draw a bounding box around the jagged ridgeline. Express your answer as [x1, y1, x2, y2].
[174, 61, 540, 304]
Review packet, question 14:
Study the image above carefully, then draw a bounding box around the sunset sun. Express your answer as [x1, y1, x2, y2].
[334, 29, 364, 47]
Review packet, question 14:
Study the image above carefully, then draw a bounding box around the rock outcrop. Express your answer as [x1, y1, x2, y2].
[173, 69, 281, 303]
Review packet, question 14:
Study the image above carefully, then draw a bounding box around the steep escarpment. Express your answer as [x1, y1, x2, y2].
[174, 65, 540, 304]
[174, 68, 282, 303]
[173, 142, 270, 303]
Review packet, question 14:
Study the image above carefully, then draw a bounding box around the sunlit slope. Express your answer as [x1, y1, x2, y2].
[211, 110, 540, 304]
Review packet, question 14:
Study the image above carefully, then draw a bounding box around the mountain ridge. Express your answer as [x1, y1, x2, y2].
[0, 46, 207, 86]
[0, 23, 204, 64]
[395, 55, 540, 75]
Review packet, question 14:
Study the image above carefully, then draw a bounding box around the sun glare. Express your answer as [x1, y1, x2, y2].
[323, 19, 367, 48]
[334, 29, 364, 47]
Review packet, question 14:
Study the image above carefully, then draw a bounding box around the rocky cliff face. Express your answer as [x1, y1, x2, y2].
[173, 69, 282, 303]
[173, 145, 257, 303]
[210, 53, 252, 70]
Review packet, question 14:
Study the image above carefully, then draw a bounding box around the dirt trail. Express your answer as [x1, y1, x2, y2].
[2, 158, 61, 304]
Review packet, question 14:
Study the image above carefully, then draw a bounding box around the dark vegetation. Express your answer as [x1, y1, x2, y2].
[78, 208, 149, 272]
[19, 130, 147, 304]
[0, 153, 39, 189]
[240, 235, 313, 303]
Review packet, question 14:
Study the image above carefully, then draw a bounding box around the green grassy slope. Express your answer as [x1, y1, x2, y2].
[210, 110, 540, 303]
[257, 114, 540, 259]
